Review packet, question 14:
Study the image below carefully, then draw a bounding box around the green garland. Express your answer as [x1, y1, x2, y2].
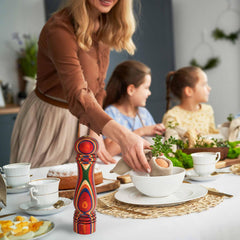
[190, 57, 220, 71]
[212, 28, 240, 44]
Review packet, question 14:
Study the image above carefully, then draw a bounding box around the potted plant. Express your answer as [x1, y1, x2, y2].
[13, 33, 38, 95]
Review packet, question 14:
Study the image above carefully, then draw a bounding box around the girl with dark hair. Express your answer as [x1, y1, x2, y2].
[103, 60, 165, 156]
[163, 66, 219, 140]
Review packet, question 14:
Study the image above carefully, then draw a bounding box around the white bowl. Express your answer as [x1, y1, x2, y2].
[130, 167, 185, 198]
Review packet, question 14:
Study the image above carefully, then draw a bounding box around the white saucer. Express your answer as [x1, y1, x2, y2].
[114, 183, 207, 206]
[7, 184, 29, 194]
[19, 197, 72, 215]
[185, 170, 218, 182]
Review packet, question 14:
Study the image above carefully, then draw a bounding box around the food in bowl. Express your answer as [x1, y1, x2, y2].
[149, 156, 173, 176]
[130, 167, 185, 198]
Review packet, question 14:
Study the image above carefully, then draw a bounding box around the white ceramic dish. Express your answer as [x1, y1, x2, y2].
[185, 170, 218, 182]
[33, 220, 55, 240]
[19, 197, 72, 216]
[130, 167, 185, 197]
[7, 184, 29, 194]
[115, 183, 207, 206]
[0, 215, 55, 239]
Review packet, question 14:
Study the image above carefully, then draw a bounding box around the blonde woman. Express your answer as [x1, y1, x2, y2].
[11, 0, 151, 173]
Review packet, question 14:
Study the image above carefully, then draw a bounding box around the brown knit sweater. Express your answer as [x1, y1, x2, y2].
[37, 8, 112, 134]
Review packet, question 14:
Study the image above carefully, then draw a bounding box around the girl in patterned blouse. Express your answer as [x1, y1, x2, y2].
[103, 60, 165, 156]
[162, 66, 219, 140]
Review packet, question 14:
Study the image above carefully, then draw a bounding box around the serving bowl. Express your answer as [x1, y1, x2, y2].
[130, 167, 185, 198]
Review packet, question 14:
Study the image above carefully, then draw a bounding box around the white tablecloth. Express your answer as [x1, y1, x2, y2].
[2, 161, 240, 240]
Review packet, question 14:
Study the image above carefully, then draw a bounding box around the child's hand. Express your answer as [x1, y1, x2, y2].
[142, 123, 166, 136]
[154, 123, 166, 135]
[139, 124, 165, 136]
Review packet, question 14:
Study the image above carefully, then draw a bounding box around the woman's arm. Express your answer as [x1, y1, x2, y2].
[102, 120, 151, 172]
[104, 123, 165, 157]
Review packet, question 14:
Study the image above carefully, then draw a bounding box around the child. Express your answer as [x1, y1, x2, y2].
[162, 66, 219, 144]
[103, 60, 165, 156]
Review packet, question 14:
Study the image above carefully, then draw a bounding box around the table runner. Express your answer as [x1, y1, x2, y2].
[97, 191, 224, 219]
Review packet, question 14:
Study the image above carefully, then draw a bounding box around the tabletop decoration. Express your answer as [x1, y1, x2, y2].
[230, 164, 240, 175]
[73, 136, 98, 235]
[97, 190, 224, 219]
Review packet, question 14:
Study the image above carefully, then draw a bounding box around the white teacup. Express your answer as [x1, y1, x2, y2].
[191, 152, 221, 176]
[0, 163, 31, 187]
[28, 178, 60, 208]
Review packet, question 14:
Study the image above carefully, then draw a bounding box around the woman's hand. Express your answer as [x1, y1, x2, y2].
[119, 132, 151, 172]
[102, 120, 151, 172]
[89, 131, 116, 164]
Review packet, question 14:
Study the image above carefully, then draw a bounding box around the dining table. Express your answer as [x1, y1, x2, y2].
[1, 157, 240, 240]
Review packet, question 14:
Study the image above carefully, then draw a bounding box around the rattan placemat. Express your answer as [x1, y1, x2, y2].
[96, 190, 224, 219]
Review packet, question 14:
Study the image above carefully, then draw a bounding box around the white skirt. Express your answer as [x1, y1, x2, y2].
[10, 91, 88, 168]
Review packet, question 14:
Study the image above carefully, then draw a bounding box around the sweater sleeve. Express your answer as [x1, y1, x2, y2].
[162, 111, 178, 128]
[46, 18, 112, 134]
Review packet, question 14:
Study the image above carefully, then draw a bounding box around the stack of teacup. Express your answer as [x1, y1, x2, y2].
[191, 152, 221, 176]
[1, 163, 31, 188]
[0, 162, 60, 209]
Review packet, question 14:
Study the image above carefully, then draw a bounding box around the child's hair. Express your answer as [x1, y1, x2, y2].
[166, 66, 202, 110]
[103, 60, 151, 109]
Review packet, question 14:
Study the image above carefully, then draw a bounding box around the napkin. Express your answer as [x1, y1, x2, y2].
[110, 149, 152, 175]
[110, 149, 173, 176]
[228, 117, 240, 142]
[0, 173, 6, 207]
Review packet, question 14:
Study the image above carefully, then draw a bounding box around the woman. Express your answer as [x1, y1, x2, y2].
[10, 0, 151, 173]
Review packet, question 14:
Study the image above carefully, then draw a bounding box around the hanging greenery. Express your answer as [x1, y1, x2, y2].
[212, 28, 240, 44]
[190, 57, 220, 71]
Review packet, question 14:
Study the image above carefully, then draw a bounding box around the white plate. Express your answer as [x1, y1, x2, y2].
[7, 184, 29, 194]
[114, 183, 207, 206]
[185, 170, 218, 182]
[0, 215, 55, 239]
[19, 197, 72, 216]
[33, 220, 55, 239]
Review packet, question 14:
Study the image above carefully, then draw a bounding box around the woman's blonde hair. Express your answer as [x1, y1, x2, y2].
[64, 0, 136, 55]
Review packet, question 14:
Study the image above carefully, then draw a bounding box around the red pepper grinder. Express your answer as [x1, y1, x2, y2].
[73, 136, 98, 234]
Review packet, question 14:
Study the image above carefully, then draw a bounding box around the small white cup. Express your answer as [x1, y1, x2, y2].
[28, 178, 60, 208]
[191, 152, 221, 176]
[0, 163, 31, 187]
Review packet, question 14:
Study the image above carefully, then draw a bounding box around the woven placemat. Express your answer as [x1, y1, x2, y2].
[96, 190, 224, 219]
